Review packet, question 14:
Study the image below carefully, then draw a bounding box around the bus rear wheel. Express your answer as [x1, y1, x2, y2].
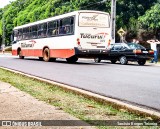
[43, 48, 50, 62]
[50, 58, 56, 62]
[39, 57, 43, 61]
[94, 58, 101, 63]
[66, 56, 78, 63]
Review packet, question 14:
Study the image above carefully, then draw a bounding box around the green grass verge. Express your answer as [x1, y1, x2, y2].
[0, 68, 159, 129]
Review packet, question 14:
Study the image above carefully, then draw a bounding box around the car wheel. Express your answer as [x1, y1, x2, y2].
[111, 60, 117, 64]
[119, 56, 128, 65]
[94, 58, 101, 63]
[138, 60, 146, 65]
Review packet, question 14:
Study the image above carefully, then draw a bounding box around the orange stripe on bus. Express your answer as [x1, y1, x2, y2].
[12, 50, 17, 55]
[12, 49, 75, 58]
[50, 49, 75, 58]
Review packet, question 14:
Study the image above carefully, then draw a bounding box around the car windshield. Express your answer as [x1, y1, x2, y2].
[127, 43, 146, 49]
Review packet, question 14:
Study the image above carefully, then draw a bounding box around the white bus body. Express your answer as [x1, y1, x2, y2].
[12, 10, 111, 62]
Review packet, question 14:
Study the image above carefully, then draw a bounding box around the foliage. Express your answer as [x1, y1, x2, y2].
[0, 0, 159, 45]
[138, 3, 160, 37]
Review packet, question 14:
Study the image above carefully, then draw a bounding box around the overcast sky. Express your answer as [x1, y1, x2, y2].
[0, 0, 16, 8]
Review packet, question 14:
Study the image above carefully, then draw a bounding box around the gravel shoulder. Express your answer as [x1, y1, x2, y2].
[0, 81, 93, 129]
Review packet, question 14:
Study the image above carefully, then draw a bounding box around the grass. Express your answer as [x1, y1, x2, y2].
[0, 68, 159, 129]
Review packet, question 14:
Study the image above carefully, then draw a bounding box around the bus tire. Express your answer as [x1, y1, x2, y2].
[50, 58, 56, 62]
[43, 48, 50, 62]
[39, 57, 43, 61]
[18, 49, 24, 59]
[66, 56, 78, 63]
[94, 58, 101, 63]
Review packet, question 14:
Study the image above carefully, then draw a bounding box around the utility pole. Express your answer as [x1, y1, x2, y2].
[110, 0, 116, 44]
[98, 0, 117, 44]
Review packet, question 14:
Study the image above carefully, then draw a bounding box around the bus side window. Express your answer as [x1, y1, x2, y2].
[59, 17, 73, 35]
[70, 17, 74, 34]
[17, 29, 23, 40]
[48, 21, 58, 37]
[38, 23, 47, 38]
[13, 30, 18, 41]
[23, 27, 30, 40]
[14, 30, 18, 37]
[31, 25, 38, 39]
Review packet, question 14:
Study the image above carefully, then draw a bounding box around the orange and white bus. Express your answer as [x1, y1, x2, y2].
[12, 10, 111, 63]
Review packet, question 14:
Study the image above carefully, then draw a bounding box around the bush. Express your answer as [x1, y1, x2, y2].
[5, 46, 12, 51]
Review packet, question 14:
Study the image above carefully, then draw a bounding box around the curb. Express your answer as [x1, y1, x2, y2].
[0, 66, 160, 120]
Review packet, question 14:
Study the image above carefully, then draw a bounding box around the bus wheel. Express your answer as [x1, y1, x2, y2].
[94, 58, 101, 63]
[39, 57, 43, 61]
[66, 56, 78, 63]
[43, 48, 50, 62]
[18, 49, 24, 59]
[50, 58, 56, 62]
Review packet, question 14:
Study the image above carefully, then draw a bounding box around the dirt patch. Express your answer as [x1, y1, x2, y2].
[0, 81, 94, 129]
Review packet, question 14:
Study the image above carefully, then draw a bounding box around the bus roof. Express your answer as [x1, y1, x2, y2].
[13, 10, 109, 30]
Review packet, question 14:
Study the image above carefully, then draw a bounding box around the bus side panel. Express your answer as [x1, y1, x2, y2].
[12, 43, 20, 56]
[18, 49, 75, 58]
[50, 49, 75, 58]
[21, 49, 43, 57]
[12, 50, 18, 55]
[12, 35, 77, 58]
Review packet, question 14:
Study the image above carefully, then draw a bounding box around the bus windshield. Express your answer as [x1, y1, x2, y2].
[78, 12, 110, 28]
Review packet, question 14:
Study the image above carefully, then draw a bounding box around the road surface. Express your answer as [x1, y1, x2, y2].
[0, 53, 160, 112]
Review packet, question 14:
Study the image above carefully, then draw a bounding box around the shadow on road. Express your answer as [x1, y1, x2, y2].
[13, 57, 108, 66]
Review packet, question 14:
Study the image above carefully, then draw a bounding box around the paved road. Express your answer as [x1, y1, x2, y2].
[0, 53, 160, 112]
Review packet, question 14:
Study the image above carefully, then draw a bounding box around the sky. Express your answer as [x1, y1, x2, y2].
[0, 0, 16, 8]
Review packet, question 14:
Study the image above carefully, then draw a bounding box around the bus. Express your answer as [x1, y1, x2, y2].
[12, 10, 111, 63]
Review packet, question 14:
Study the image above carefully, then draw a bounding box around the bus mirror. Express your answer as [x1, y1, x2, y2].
[12, 41, 17, 44]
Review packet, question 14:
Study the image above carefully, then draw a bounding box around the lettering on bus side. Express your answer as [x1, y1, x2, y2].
[21, 42, 34, 48]
[80, 33, 104, 39]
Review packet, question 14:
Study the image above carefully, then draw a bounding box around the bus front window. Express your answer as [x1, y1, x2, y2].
[12, 30, 18, 43]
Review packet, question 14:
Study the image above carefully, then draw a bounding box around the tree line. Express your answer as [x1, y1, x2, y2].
[0, 0, 159, 46]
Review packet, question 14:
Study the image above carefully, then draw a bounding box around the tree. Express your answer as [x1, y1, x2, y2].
[0, 0, 159, 45]
[138, 3, 160, 36]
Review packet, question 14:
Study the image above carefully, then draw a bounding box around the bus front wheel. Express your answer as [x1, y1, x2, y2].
[43, 48, 50, 62]
[18, 49, 24, 59]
